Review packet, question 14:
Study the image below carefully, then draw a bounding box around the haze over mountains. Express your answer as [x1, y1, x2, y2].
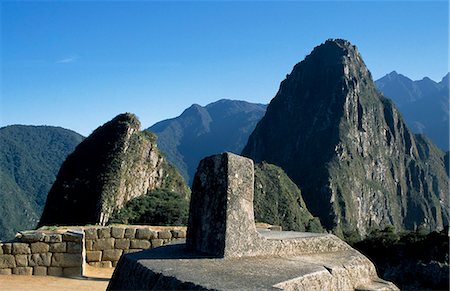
[0, 41, 448, 242]
[148, 75, 448, 187]
[149, 99, 267, 185]
[0, 126, 83, 240]
[375, 71, 449, 150]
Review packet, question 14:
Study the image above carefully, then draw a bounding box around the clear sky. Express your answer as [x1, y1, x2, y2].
[1, 1, 448, 136]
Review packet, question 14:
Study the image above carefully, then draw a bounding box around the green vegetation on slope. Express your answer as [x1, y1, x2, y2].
[110, 189, 189, 226]
[39, 113, 189, 227]
[254, 162, 323, 232]
[0, 125, 83, 241]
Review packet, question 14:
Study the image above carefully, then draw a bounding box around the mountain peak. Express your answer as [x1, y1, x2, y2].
[291, 38, 370, 85]
[388, 70, 399, 76]
[180, 103, 208, 118]
[243, 39, 448, 236]
[308, 38, 358, 61]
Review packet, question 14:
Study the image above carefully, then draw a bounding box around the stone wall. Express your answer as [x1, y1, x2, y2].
[0, 225, 186, 277]
[0, 229, 84, 277]
[83, 226, 186, 268]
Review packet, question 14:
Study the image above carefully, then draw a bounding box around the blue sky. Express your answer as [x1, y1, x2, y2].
[1, 1, 448, 136]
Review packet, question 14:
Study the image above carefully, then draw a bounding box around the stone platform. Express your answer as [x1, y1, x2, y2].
[108, 238, 396, 290]
[108, 153, 398, 290]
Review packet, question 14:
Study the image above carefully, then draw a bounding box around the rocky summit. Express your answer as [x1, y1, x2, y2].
[39, 113, 189, 227]
[242, 39, 449, 237]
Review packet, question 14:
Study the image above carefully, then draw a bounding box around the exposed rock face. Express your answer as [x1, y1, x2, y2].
[187, 152, 257, 258]
[242, 39, 449, 237]
[39, 113, 189, 227]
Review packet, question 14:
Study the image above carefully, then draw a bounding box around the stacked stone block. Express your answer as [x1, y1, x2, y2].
[0, 230, 84, 277]
[84, 226, 186, 267]
[0, 225, 186, 276]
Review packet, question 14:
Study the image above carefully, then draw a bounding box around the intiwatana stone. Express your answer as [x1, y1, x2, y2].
[38, 113, 189, 227]
[242, 39, 449, 237]
[187, 152, 258, 258]
[108, 152, 398, 290]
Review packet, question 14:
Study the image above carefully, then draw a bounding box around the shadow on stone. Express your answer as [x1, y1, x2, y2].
[108, 152, 398, 290]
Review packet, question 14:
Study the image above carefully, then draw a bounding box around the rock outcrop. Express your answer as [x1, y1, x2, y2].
[39, 113, 189, 227]
[242, 39, 449, 237]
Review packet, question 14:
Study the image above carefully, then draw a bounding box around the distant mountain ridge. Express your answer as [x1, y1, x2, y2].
[243, 39, 449, 238]
[0, 125, 84, 241]
[149, 99, 267, 185]
[375, 71, 449, 150]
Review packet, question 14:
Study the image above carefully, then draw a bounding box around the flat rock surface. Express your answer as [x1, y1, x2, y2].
[108, 242, 397, 290]
[257, 229, 326, 240]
